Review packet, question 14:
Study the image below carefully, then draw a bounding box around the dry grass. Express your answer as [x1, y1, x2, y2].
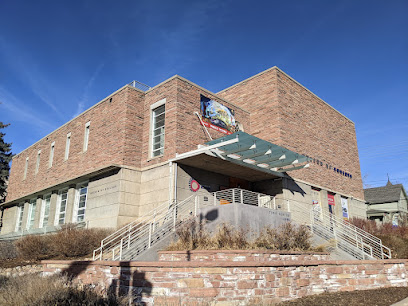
[254, 222, 312, 251]
[166, 219, 315, 252]
[0, 273, 126, 306]
[14, 224, 113, 261]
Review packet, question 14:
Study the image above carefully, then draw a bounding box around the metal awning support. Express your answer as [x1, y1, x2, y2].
[170, 137, 239, 162]
[274, 163, 310, 173]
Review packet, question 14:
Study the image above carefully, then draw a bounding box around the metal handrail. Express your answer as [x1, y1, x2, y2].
[288, 199, 390, 259]
[93, 188, 276, 261]
[93, 196, 194, 260]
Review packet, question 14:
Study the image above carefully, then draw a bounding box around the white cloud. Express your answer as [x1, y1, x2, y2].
[0, 87, 55, 131]
[72, 62, 105, 118]
[0, 37, 65, 120]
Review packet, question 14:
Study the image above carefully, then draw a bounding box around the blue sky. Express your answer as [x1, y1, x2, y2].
[0, 0, 407, 189]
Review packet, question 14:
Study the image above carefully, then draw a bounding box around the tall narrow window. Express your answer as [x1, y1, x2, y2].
[151, 101, 165, 157]
[65, 133, 71, 160]
[55, 189, 68, 225]
[39, 193, 51, 228]
[35, 150, 41, 174]
[49, 142, 55, 168]
[83, 121, 90, 152]
[15, 204, 24, 232]
[23, 157, 29, 180]
[26, 198, 37, 230]
[74, 182, 88, 223]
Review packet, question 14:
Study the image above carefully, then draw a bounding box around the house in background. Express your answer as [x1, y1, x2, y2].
[365, 180, 408, 225]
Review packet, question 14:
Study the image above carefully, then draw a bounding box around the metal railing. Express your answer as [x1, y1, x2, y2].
[128, 80, 151, 92]
[214, 188, 275, 208]
[93, 189, 275, 261]
[93, 195, 195, 261]
[289, 200, 391, 260]
[93, 188, 390, 261]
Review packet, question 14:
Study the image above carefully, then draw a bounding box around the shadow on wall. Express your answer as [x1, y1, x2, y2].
[283, 176, 306, 197]
[108, 262, 152, 305]
[61, 261, 153, 305]
[61, 261, 91, 281]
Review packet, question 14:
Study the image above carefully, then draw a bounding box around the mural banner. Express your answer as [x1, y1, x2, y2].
[200, 95, 236, 135]
[328, 193, 335, 206]
[341, 197, 349, 220]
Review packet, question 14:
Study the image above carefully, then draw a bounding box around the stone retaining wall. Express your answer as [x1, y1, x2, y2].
[42, 253, 408, 305]
[0, 265, 43, 277]
[158, 250, 330, 262]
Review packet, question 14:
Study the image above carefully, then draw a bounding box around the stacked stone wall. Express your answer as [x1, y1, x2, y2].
[42, 252, 408, 305]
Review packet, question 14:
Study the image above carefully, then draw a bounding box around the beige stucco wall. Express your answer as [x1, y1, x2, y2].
[138, 164, 170, 217]
[1, 206, 18, 234]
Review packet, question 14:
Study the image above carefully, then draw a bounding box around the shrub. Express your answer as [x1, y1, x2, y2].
[50, 224, 112, 258]
[15, 234, 55, 261]
[349, 218, 408, 259]
[254, 222, 312, 251]
[0, 240, 18, 259]
[0, 274, 126, 306]
[166, 218, 212, 251]
[213, 223, 250, 250]
[166, 219, 313, 251]
[15, 224, 112, 261]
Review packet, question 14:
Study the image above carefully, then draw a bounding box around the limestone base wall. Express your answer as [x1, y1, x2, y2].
[42, 253, 408, 305]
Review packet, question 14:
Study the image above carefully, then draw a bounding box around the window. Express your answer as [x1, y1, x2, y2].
[39, 193, 51, 228]
[55, 189, 68, 225]
[151, 100, 166, 157]
[26, 198, 37, 230]
[49, 142, 55, 168]
[65, 133, 71, 160]
[15, 204, 24, 232]
[83, 122, 90, 152]
[35, 150, 41, 174]
[74, 182, 88, 222]
[23, 157, 29, 180]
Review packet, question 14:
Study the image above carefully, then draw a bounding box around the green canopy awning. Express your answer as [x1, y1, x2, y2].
[172, 132, 310, 179]
[204, 132, 309, 177]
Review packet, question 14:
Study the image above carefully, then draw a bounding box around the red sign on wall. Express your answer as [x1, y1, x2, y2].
[201, 121, 233, 135]
[328, 194, 335, 206]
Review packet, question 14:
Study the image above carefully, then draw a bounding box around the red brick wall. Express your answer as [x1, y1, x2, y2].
[43, 256, 408, 305]
[6, 86, 144, 202]
[6, 77, 250, 203]
[218, 68, 281, 143]
[6, 69, 363, 203]
[218, 67, 364, 199]
[275, 70, 364, 199]
[140, 77, 250, 169]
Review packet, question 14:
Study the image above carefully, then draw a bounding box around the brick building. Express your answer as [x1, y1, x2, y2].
[0, 67, 366, 238]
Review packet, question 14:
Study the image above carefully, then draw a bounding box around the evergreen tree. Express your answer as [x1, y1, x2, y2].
[0, 122, 13, 203]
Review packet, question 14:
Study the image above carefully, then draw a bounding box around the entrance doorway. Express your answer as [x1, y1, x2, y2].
[229, 177, 250, 190]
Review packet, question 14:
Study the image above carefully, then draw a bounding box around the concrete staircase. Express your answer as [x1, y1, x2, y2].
[93, 188, 391, 261]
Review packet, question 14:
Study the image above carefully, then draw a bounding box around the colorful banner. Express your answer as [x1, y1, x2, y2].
[341, 197, 349, 220]
[200, 95, 236, 134]
[328, 193, 335, 206]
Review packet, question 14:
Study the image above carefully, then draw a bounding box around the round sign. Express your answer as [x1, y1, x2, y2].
[189, 178, 200, 192]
